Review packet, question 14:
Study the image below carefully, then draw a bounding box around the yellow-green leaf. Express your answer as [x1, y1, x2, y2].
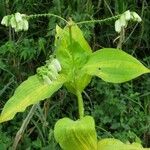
[0, 74, 66, 123]
[98, 138, 150, 150]
[54, 116, 97, 150]
[55, 24, 92, 93]
[83, 48, 150, 83]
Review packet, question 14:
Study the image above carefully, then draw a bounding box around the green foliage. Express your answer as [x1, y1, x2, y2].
[0, 0, 150, 149]
[1, 20, 149, 124]
[54, 116, 97, 150]
[0, 126, 12, 149]
[97, 138, 149, 150]
[83, 48, 149, 83]
[0, 75, 66, 123]
[55, 23, 92, 93]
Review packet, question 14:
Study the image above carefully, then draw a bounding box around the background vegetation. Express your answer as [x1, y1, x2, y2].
[0, 0, 149, 149]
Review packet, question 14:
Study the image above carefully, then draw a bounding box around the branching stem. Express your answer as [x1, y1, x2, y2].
[27, 13, 68, 24]
[27, 13, 120, 27]
[76, 15, 120, 25]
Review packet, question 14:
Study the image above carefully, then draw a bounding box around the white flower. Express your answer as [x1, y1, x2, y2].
[15, 12, 22, 22]
[16, 21, 24, 32]
[23, 19, 29, 31]
[124, 10, 131, 21]
[51, 59, 62, 72]
[1, 16, 9, 26]
[115, 20, 121, 33]
[47, 71, 57, 80]
[48, 64, 59, 77]
[120, 15, 127, 27]
[115, 10, 142, 33]
[1, 12, 29, 32]
[131, 12, 142, 22]
[10, 16, 17, 29]
[43, 75, 52, 85]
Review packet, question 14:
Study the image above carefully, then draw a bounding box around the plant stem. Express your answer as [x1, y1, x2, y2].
[27, 13, 68, 24]
[68, 23, 72, 44]
[28, 13, 120, 26]
[76, 91, 84, 119]
[12, 104, 37, 150]
[76, 15, 120, 25]
[117, 27, 125, 49]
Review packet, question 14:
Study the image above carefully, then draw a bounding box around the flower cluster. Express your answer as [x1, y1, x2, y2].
[1, 12, 29, 32]
[115, 10, 142, 33]
[37, 57, 62, 85]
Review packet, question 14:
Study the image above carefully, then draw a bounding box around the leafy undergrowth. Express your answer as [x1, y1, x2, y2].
[0, 0, 150, 149]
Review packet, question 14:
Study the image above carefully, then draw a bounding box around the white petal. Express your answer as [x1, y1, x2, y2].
[16, 21, 24, 31]
[115, 20, 121, 33]
[120, 15, 126, 27]
[43, 75, 52, 85]
[47, 71, 57, 80]
[131, 12, 142, 22]
[15, 12, 22, 22]
[23, 19, 29, 31]
[51, 59, 62, 72]
[124, 10, 131, 21]
[48, 64, 58, 77]
[21, 14, 26, 18]
[1, 16, 9, 26]
[10, 16, 17, 28]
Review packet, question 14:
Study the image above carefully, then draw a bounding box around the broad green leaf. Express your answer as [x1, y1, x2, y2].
[63, 41, 92, 93]
[0, 74, 66, 123]
[55, 24, 92, 93]
[54, 116, 97, 150]
[83, 48, 150, 83]
[54, 24, 91, 75]
[55, 22, 92, 55]
[98, 138, 149, 150]
[98, 138, 125, 150]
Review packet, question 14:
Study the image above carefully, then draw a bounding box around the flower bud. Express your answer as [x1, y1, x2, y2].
[10, 16, 17, 29]
[131, 12, 142, 22]
[48, 64, 58, 77]
[120, 15, 126, 27]
[15, 21, 24, 32]
[51, 59, 62, 72]
[23, 19, 29, 31]
[115, 20, 121, 33]
[15, 12, 22, 22]
[43, 75, 52, 85]
[1, 16, 9, 26]
[47, 71, 57, 80]
[124, 10, 131, 21]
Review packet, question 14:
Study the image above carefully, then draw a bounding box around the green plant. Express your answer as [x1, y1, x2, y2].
[0, 11, 150, 150]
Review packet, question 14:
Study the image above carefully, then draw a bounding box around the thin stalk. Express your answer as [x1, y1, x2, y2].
[96, 126, 114, 138]
[27, 13, 68, 24]
[76, 91, 84, 119]
[12, 104, 38, 150]
[76, 15, 120, 25]
[27, 13, 120, 28]
[117, 27, 125, 49]
[69, 25, 72, 44]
